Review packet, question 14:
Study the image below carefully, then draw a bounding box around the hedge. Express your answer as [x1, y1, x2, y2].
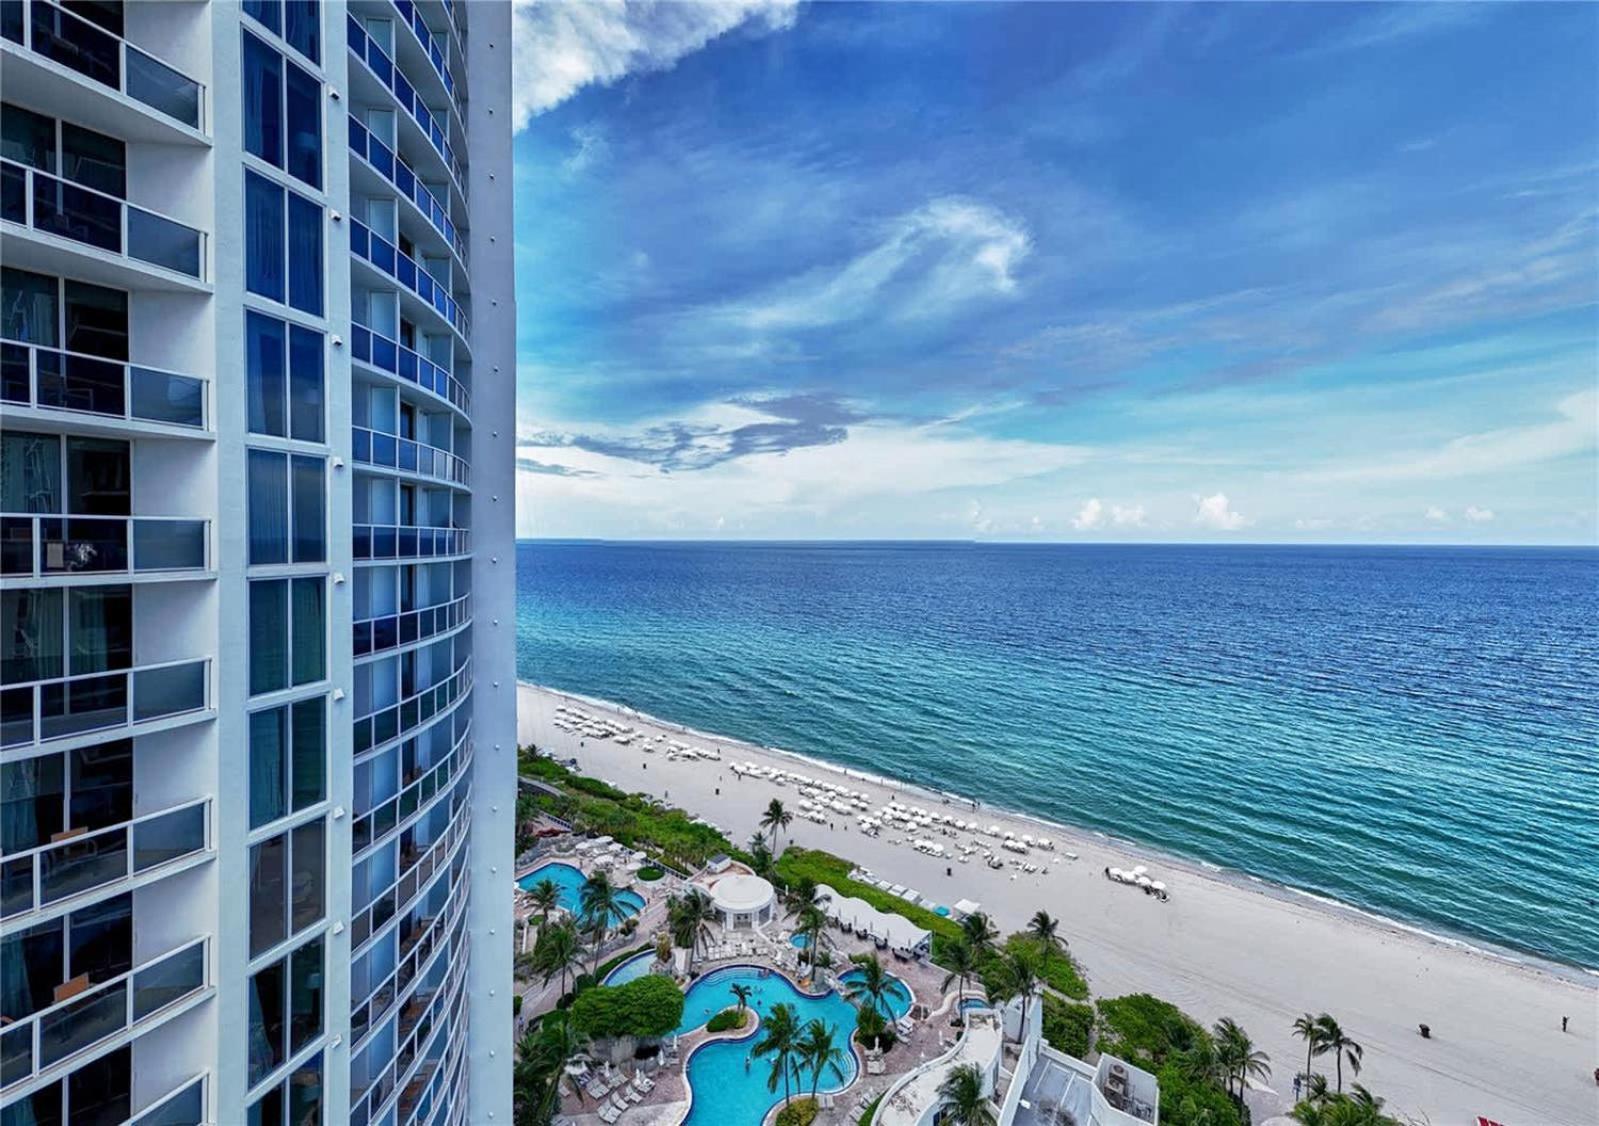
[775, 1097, 819, 1126]
[569, 975, 685, 1040]
[705, 1007, 749, 1034]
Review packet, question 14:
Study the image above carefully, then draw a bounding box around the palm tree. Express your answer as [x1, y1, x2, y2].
[1213, 1017, 1270, 1102]
[783, 876, 820, 916]
[936, 1062, 997, 1126]
[940, 936, 979, 1000]
[731, 982, 753, 1017]
[526, 878, 561, 928]
[1293, 1012, 1324, 1085]
[1028, 910, 1065, 956]
[514, 1013, 582, 1126]
[1314, 1014, 1363, 1092]
[532, 918, 584, 994]
[1000, 944, 1040, 1029]
[578, 871, 628, 971]
[1289, 1085, 1399, 1126]
[748, 833, 775, 878]
[845, 952, 893, 1017]
[754, 1001, 801, 1106]
[797, 1018, 848, 1100]
[668, 889, 716, 969]
[761, 799, 793, 852]
[960, 911, 998, 956]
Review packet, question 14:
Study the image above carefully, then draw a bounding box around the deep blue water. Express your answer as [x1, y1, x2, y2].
[516, 541, 1599, 970]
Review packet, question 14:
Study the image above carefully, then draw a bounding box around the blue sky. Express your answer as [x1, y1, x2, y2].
[509, 1, 1598, 543]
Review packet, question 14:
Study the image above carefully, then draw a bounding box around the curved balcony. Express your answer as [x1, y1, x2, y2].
[348, 118, 467, 269]
[1, 160, 206, 284]
[353, 427, 469, 489]
[347, 13, 465, 190]
[352, 724, 470, 854]
[1, 341, 208, 432]
[353, 523, 469, 564]
[350, 324, 469, 417]
[0, 935, 209, 1094]
[1, 514, 210, 580]
[388, 0, 466, 133]
[349, 219, 468, 341]
[350, 780, 470, 951]
[352, 659, 471, 756]
[0, 657, 211, 750]
[354, 592, 470, 660]
[0, 796, 211, 922]
[2, 0, 205, 135]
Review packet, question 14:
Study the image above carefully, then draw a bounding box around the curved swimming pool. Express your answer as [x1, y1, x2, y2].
[679, 965, 860, 1124]
[602, 951, 657, 986]
[837, 968, 914, 1020]
[517, 861, 645, 918]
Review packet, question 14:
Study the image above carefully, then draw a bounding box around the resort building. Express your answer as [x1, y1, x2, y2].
[1, 2, 516, 1124]
[693, 866, 776, 930]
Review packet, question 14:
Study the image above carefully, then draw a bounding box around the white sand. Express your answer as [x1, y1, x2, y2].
[518, 682, 1598, 1126]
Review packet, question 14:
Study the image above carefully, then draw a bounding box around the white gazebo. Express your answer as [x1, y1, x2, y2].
[699, 871, 776, 929]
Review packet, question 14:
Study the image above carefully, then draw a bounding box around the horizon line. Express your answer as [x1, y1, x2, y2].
[513, 536, 1599, 549]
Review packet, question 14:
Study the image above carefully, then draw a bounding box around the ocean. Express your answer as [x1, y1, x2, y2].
[515, 541, 1599, 971]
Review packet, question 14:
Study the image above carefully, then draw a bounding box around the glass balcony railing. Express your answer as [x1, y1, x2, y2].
[347, 13, 466, 188]
[349, 791, 470, 953]
[2, 0, 205, 131]
[1, 339, 207, 428]
[391, 0, 464, 119]
[0, 936, 208, 1092]
[353, 426, 469, 488]
[352, 658, 471, 755]
[1, 160, 206, 280]
[350, 324, 468, 415]
[352, 523, 469, 563]
[354, 592, 471, 659]
[352, 724, 471, 854]
[0, 797, 211, 920]
[348, 118, 467, 267]
[0, 513, 209, 577]
[130, 1074, 207, 1126]
[0, 657, 211, 749]
[349, 219, 468, 339]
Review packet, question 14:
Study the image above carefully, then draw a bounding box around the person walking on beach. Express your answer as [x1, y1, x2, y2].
[1561, 1015, 1568, 1032]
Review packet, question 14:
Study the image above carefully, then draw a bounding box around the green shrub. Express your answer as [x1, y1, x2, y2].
[637, 865, 665, 881]
[1094, 993, 1207, 1068]
[1155, 1062, 1244, 1126]
[1041, 995, 1094, 1057]
[775, 1097, 819, 1126]
[856, 1095, 883, 1126]
[512, 994, 523, 1018]
[569, 975, 685, 1040]
[705, 1007, 749, 1034]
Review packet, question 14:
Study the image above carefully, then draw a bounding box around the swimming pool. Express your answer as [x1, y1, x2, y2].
[838, 968, 914, 1020]
[789, 933, 810, 949]
[602, 951, 657, 986]
[517, 861, 645, 918]
[959, 997, 992, 1013]
[679, 965, 860, 1124]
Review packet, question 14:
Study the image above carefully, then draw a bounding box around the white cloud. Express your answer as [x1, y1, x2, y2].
[1194, 493, 1249, 531]
[511, 0, 799, 128]
[560, 124, 611, 175]
[718, 198, 1032, 333]
[1110, 503, 1147, 528]
[1424, 506, 1449, 523]
[1464, 505, 1495, 523]
[1071, 498, 1105, 530]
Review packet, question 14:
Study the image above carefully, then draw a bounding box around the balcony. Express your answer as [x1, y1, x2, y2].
[130, 1074, 206, 1126]
[1, 161, 207, 285]
[348, 117, 467, 268]
[347, 12, 465, 189]
[389, 0, 465, 121]
[1, 0, 205, 136]
[0, 796, 211, 921]
[1, 340, 207, 432]
[353, 523, 469, 563]
[352, 657, 471, 756]
[354, 593, 470, 659]
[350, 323, 469, 416]
[353, 426, 469, 488]
[0, 657, 211, 750]
[0, 514, 210, 580]
[349, 219, 468, 340]
[0, 936, 208, 1093]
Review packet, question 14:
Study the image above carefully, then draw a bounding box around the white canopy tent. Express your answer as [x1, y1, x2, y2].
[815, 884, 932, 957]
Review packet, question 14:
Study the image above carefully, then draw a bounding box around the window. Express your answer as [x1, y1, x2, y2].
[0, 586, 130, 683]
[1, 741, 133, 853]
[249, 577, 325, 695]
[245, 0, 321, 66]
[249, 699, 326, 829]
[1, 430, 129, 513]
[0, 894, 130, 1020]
[248, 821, 325, 956]
[248, 450, 325, 564]
[249, 1050, 323, 1126]
[247, 312, 324, 440]
[246, 171, 324, 314]
[0, 268, 128, 358]
[0, 103, 125, 196]
[247, 937, 322, 1088]
[2, 1044, 131, 1126]
[242, 31, 321, 188]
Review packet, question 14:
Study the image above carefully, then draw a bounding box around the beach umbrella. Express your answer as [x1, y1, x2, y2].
[1135, 875, 1152, 887]
[1150, 881, 1166, 892]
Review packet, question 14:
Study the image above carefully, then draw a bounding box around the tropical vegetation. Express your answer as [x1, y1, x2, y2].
[567, 974, 685, 1040]
[754, 1001, 802, 1106]
[936, 1061, 997, 1126]
[512, 1011, 581, 1126]
[706, 1007, 749, 1033]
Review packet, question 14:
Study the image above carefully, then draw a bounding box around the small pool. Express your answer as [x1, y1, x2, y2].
[838, 968, 913, 1020]
[680, 965, 860, 1124]
[959, 997, 992, 1013]
[602, 951, 657, 986]
[517, 862, 645, 918]
[789, 933, 810, 949]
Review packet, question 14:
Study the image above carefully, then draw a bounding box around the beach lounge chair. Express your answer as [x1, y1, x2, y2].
[624, 1086, 643, 1104]
[598, 1103, 622, 1124]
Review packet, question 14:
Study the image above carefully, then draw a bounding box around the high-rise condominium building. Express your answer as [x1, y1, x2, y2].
[1, 2, 516, 1123]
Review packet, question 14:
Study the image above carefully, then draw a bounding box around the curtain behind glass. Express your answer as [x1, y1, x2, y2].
[249, 707, 286, 829]
[69, 586, 131, 674]
[1, 431, 63, 512]
[245, 172, 285, 303]
[249, 580, 288, 695]
[0, 267, 60, 345]
[247, 311, 287, 437]
[242, 31, 284, 168]
[2, 588, 64, 682]
[286, 192, 323, 316]
[248, 449, 289, 565]
[290, 578, 324, 685]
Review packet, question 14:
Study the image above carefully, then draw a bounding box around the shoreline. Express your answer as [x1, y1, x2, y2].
[523, 681, 1592, 988]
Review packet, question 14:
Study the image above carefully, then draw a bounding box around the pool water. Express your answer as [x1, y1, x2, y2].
[517, 862, 645, 918]
[789, 933, 810, 949]
[680, 966, 861, 1124]
[959, 997, 992, 1013]
[602, 951, 657, 986]
[838, 968, 913, 1020]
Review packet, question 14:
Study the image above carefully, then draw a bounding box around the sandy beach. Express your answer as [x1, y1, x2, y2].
[517, 681, 1597, 1126]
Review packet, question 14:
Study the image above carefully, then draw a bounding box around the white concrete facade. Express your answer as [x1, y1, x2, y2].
[1, 3, 514, 1124]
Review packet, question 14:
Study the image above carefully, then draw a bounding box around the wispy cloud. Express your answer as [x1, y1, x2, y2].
[1194, 493, 1250, 531]
[511, 0, 799, 128]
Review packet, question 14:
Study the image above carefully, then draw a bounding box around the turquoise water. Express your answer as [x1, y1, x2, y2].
[959, 997, 991, 1013]
[838, 968, 913, 1020]
[517, 542, 1599, 969]
[602, 951, 656, 986]
[679, 965, 860, 1124]
[789, 934, 810, 949]
[517, 861, 645, 918]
